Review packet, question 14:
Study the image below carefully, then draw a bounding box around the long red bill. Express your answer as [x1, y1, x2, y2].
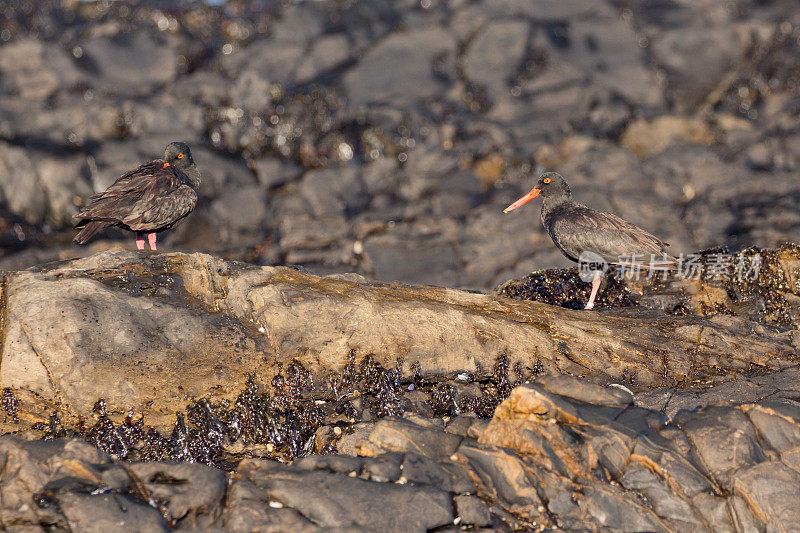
[503, 188, 541, 213]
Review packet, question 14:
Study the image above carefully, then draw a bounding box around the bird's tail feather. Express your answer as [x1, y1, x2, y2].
[73, 221, 109, 244]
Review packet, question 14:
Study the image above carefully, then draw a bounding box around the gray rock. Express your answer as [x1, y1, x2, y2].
[745, 141, 774, 171]
[454, 494, 492, 527]
[79, 32, 179, 96]
[229, 458, 454, 532]
[298, 165, 368, 218]
[456, 443, 551, 526]
[728, 493, 765, 532]
[650, 27, 740, 112]
[35, 154, 93, 227]
[463, 20, 529, 100]
[692, 493, 734, 531]
[619, 464, 704, 529]
[0, 142, 46, 224]
[54, 492, 168, 533]
[223, 39, 305, 88]
[128, 461, 227, 527]
[344, 27, 456, 107]
[402, 452, 476, 494]
[295, 34, 351, 83]
[360, 452, 403, 482]
[636, 367, 800, 419]
[254, 157, 303, 189]
[536, 374, 633, 407]
[0, 437, 170, 532]
[210, 184, 269, 238]
[0, 39, 80, 100]
[229, 69, 272, 112]
[744, 400, 800, 472]
[630, 434, 714, 498]
[335, 422, 375, 456]
[269, 4, 326, 46]
[366, 417, 463, 459]
[675, 406, 767, 489]
[732, 461, 800, 529]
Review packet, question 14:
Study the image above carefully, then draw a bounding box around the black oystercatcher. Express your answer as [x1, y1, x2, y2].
[73, 142, 201, 251]
[503, 172, 674, 309]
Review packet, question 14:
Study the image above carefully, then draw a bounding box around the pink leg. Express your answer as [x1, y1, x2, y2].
[585, 272, 602, 310]
[136, 235, 145, 250]
[148, 232, 157, 251]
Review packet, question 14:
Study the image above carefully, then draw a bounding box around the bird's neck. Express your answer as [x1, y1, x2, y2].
[183, 166, 202, 189]
[541, 193, 572, 216]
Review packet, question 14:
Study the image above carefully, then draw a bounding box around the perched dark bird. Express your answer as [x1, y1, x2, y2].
[73, 142, 201, 251]
[503, 172, 674, 309]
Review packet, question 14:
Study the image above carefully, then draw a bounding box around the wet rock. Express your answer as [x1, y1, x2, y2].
[651, 27, 741, 112]
[79, 32, 179, 96]
[463, 20, 529, 102]
[343, 27, 456, 107]
[298, 165, 368, 218]
[0, 436, 226, 531]
[295, 34, 351, 84]
[127, 461, 227, 528]
[226, 458, 454, 532]
[209, 184, 269, 241]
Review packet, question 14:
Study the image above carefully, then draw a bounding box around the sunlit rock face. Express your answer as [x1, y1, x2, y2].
[1, 250, 796, 428]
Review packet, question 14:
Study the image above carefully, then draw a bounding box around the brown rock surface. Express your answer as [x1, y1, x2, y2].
[1, 251, 797, 426]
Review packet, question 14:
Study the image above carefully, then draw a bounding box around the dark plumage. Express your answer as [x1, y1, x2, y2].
[73, 142, 201, 250]
[504, 172, 674, 309]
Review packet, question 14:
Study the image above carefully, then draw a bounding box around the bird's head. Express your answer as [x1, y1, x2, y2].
[163, 142, 195, 170]
[503, 172, 571, 213]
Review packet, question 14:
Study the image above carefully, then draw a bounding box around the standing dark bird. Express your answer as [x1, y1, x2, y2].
[503, 172, 674, 309]
[73, 142, 201, 251]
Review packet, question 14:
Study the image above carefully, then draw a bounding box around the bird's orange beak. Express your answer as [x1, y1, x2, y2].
[503, 188, 541, 213]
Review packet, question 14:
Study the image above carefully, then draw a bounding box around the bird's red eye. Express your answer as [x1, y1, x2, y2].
[177, 153, 184, 159]
[543, 177, 551, 183]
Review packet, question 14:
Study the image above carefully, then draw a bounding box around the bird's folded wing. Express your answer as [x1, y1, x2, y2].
[122, 186, 197, 231]
[552, 206, 670, 263]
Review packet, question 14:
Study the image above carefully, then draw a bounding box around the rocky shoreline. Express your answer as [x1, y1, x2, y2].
[0, 250, 799, 530]
[2, 0, 800, 530]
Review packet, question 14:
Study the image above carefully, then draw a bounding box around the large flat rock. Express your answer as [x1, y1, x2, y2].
[0, 252, 796, 423]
